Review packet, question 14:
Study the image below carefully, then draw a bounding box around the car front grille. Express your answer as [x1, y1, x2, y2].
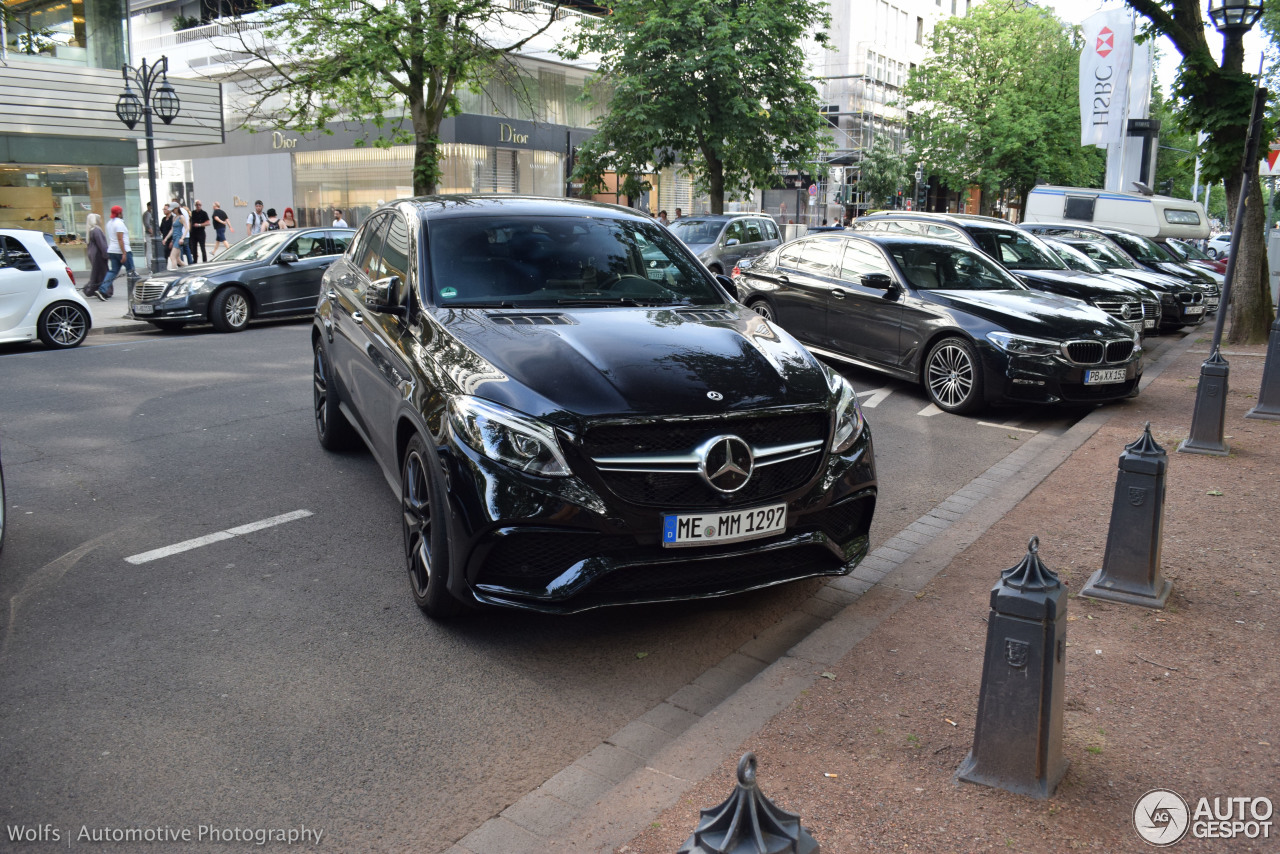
[1093, 299, 1144, 323]
[1143, 300, 1161, 321]
[1064, 339, 1134, 365]
[583, 411, 829, 508]
[133, 280, 168, 302]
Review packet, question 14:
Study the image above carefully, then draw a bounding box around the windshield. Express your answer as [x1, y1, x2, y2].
[216, 231, 292, 262]
[1067, 238, 1137, 270]
[965, 226, 1067, 271]
[1108, 232, 1174, 263]
[1046, 240, 1106, 274]
[888, 243, 1028, 292]
[668, 219, 725, 245]
[427, 215, 724, 307]
[1169, 240, 1212, 261]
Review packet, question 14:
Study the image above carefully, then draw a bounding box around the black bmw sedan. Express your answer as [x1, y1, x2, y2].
[737, 233, 1143, 413]
[313, 196, 877, 618]
[127, 228, 354, 332]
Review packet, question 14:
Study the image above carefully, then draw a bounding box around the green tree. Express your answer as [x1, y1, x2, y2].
[1128, 0, 1274, 344]
[858, 142, 909, 210]
[561, 0, 830, 214]
[228, 0, 564, 195]
[1153, 88, 1199, 198]
[900, 3, 1103, 216]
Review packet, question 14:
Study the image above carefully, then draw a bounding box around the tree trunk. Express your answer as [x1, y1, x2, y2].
[413, 137, 438, 196]
[1225, 176, 1275, 344]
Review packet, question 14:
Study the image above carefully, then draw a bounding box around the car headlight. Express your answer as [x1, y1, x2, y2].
[168, 276, 209, 299]
[986, 331, 1061, 357]
[448, 396, 571, 477]
[829, 373, 865, 453]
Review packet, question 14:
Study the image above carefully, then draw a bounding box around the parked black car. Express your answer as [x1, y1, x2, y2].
[313, 196, 877, 618]
[1028, 231, 1207, 330]
[854, 212, 1161, 335]
[127, 228, 354, 332]
[737, 232, 1143, 413]
[1020, 222, 1219, 313]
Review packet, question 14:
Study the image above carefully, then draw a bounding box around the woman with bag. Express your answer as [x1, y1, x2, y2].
[83, 213, 109, 299]
[168, 201, 189, 270]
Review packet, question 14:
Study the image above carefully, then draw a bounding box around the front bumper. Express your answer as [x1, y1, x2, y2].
[437, 420, 878, 614]
[982, 344, 1143, 406]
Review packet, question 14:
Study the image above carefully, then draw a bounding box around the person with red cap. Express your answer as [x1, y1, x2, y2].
[99, 205, 135, 300]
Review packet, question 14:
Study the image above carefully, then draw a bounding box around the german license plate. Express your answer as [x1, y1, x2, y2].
[1145, 318, 1156, 329]
[1185, 305, 1205, 315]
[1126, 320, 1143, 334]
[662, 503, 786, 547]
[1207, 298, 1219, 310]
[133, 303, 154, 315]
[1085, 368, 1126, 385]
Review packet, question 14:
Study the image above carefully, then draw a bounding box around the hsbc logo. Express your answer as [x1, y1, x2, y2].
[1096, 27, 1114, 57]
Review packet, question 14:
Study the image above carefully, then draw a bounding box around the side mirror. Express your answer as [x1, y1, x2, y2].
[278, 252, 299, 264]
[861, 272, 893, 290]
[715, 273, 740, 302]
[365, 275, 408, 316]
[724, 237, 740, 247]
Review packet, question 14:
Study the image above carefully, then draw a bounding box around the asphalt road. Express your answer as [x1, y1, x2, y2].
[0, 319, 1189, 851]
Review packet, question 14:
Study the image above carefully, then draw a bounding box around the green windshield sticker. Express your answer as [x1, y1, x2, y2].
[441, 287, 458, 299]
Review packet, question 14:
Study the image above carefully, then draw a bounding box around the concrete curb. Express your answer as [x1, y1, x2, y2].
[445, 329, 1206, 854]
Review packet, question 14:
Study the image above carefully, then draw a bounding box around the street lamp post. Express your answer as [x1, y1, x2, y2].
[115, 56, 181, 274]
[1179, 0, 1265, 454]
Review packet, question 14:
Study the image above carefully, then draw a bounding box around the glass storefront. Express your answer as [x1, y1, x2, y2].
[292, 144, 565, 228]
[3, 0, 129, 68]
[0, 163, 137, 269]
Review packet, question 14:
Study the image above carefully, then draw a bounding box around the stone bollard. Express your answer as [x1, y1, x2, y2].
[1081, 422, 1172, 608]
[678, 752, 818, 854]
[955, 537, 1068, 799]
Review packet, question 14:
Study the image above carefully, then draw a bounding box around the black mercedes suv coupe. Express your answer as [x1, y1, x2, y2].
[312, 196, 877, 618]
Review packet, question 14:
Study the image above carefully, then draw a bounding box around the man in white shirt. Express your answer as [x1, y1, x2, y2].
[246, 200, 266, 235]
[332, 208, 349, 228]
[99, 205, 134, 300]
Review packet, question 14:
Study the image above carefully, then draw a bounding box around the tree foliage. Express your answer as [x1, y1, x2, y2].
[226, 0, 563, 195]
[900, 2, 1103, 215]
[858, 143, 908, 210]
[561, 0, 830, 214]
[1127, 0, 1274, 344]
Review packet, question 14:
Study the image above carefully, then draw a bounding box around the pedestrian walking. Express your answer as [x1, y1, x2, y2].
[656, 210, 669, 226]
[282, 207, 297, 229]
[265, 208, 282, 231]
[142, 202, 156, 269]
[168, 199, 189, 270]
[246, 200, 266, 236]
[331, 208, 348, 228]
[84, 213, 109, 298]
[99, 205, 135, 299]
[188, 200, 210, 263]
[673, 208, 684, 221]
[211, 201, 232, 255]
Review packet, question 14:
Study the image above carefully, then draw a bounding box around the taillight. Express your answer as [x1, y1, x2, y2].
[66, 266, 76, 285]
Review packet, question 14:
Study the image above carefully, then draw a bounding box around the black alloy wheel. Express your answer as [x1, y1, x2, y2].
[924, 336, 984, 414]
[313, 343, 358, 451]
[210, 286, 251, 332]
[748, 299, 776, 322]
[37, 303, 89, 349]
[402, 434, 461, 618]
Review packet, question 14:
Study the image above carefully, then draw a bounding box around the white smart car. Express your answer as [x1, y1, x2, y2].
[0, 228, 91, 349]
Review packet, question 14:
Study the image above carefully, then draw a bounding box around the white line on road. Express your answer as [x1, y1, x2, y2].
[856, 387, 894, 408]
[917, 403, 944, 417]
[977, 422, 1040, 434]
[125, 510, 313, 565]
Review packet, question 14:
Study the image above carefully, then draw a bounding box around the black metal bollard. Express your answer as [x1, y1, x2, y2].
[1081, 422, 1172, 608]
[678, 752, 818, 854]
[955, 537, 1068, 799]
[1178, 350, 1231, 456]
[1245, 313, 1280, 420]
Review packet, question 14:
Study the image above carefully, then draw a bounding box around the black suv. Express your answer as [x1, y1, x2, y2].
[854, 213, 1161, 337]
[313, 197, 877, 617]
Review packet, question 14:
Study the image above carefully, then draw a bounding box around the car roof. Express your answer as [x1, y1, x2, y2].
[796, 231, 979, 250]
[0, 229, 65, 261]
[391, 194, 656, 224]
[858, 211, 1016, 229]
[1022, 221, 1146, 239]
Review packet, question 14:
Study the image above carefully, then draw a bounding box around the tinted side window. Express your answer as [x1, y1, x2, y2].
[743, 220, 764, 244]
[348, 216, 385, 269]
[286, 234, 327, 258]
[778, 241, 807, 269]
[356, 215, 392, 280]
[884, 221, 922, 235]
[798, 238, 843, 276]
[724, 221, 747, 244]
[380, 214, 411, 287]
[926, 225, 965, 242]
[761, 218, 780, 241]
[327, 231, 353, 255]
[838, 240, 893, 282]
[1, 235, 38, 271]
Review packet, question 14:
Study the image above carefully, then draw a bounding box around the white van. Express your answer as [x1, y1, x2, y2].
[1023, 185, 1209, 240]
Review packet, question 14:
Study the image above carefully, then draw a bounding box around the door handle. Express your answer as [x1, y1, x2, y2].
[833, 289, 846, 299]
[352, 311, 364, 323]
[326, 290, 338, 302]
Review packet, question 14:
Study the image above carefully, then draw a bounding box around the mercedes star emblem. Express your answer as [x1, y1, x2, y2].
[698, 435, 754, 493]
[707, 391, 723, 401]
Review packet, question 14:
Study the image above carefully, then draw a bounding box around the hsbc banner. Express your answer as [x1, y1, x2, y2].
[1080, 9, 1134, 147]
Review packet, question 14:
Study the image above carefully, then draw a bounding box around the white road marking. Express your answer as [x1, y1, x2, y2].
[125, 510, 313, 565]
[856, 387, 894, 408]
[917, 403, 944, 417]
[977, 422, 1039, 434]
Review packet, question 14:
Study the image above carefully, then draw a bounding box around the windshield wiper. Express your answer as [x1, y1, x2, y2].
[555, 297, 679, 307]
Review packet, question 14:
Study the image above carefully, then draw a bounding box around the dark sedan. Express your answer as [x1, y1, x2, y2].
[314, 196, 877, 617]
[737, 232, 1143, 413]
[127, 228, 354, 332]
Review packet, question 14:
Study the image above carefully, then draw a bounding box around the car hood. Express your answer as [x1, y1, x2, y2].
[137, 258, 260, 283]
[1102, 268, 1188, 293]
[1013, 268, 1151, 302]
[1153, 260, 1215, 285]
[433, 305, 831, 420]
[925, 289, 1134, 340]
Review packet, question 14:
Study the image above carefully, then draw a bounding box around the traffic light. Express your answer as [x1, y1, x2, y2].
[1158, 179, 1174, 196]
[895, 190, 904, 209]
[916, 182, 928, 210]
